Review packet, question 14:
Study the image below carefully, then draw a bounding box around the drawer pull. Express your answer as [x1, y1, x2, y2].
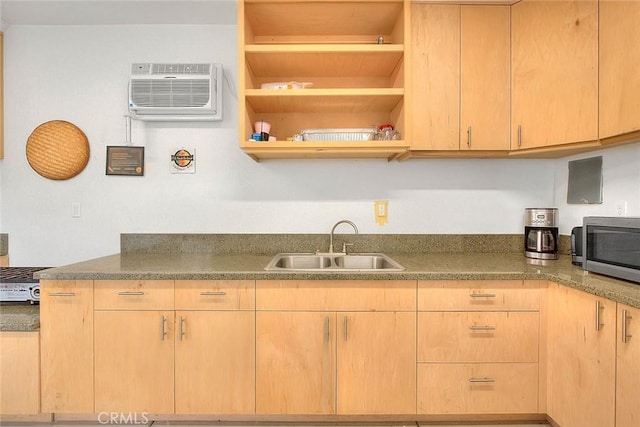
[470, 293, 496, 298]
[200, 291, 226, 296]
[50, 292, 76, 297]
[161, 315, 167, 341]
[179, 316, 185, 341]
[469, 377, 495, 384]
[469, 325, 496, 331]
[118, 291, 145, 296]
[622, 309, 633, 344]
[595, 300, 604, 331]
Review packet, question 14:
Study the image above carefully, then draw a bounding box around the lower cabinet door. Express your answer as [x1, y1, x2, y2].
[616, 304, 640, 427]
[175, 311, 255, 414]
[337, 311, 416, 414]
[417, 363, 538, 414]
[256, 311, 337, 414]
[94, 310, 175, 413]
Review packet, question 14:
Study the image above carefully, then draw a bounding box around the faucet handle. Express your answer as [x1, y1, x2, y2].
[342, 242, 355, 254]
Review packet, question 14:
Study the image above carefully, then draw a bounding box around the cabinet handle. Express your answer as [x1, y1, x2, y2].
[470, 292, 496, 299]
[517, 125, 522, 147]
[595, 300, 604, 331]
[467, 126, 472, 148]
[118, 291, 144, 296]
[343, 316, 349, 342]
[50, 292, 76, 297]
[325, 317, 330, 343]
[469, 325, 496, 331]
[179, 316, 185, 341]
[469, 377, 495, 384]
[622, 309, 633, 344]
[161, 315, 167, 341]
[200, 291, 226, 296]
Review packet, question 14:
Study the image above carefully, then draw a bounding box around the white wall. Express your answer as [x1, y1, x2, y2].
[0, 24, 637, 266]
[553, 142, 640, 235]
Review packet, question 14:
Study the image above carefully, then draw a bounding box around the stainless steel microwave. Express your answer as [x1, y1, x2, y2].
[582, 216, 640, 284]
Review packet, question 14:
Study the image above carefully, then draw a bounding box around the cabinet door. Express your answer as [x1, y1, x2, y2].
[94, 311, 174, 413]
[256, 311, 336, 414]
[460, 5, 510, 151]
[40, 280, 94, 413]
[546, 283, 615, 427]
[410, 4, 460, 150]
[175, 311, 255, 414]
[511, 0, 597, 149]
[617, 304, 640, 427]
[599, 0, 640, 139]
[337, 311, 416, 414]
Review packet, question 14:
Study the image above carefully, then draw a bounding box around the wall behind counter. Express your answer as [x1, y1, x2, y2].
[1, 23, 635, 266]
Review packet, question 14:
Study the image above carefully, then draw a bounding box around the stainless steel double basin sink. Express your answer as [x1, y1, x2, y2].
[264, 253, 405, 272]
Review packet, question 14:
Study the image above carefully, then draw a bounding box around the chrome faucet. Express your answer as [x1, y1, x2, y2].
[329, 220, 359, 254]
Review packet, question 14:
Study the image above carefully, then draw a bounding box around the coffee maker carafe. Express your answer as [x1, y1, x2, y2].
[524, 208, 559, 260]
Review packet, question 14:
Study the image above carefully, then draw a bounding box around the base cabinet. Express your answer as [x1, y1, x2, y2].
[94, 310, 175, 413]
[417, 280, 541, 415]
[0, 332, 39, 414]
[546, 282, 615, 427]
[256, 280, 416, 415]
[40, 280, 94, 413]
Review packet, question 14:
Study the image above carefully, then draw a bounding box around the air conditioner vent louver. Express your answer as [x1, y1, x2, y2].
[130, 80, 211, 108]
[128, 62, 223, 121]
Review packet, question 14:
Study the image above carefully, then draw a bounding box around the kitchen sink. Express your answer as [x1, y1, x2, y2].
[264, 253, 405, 272]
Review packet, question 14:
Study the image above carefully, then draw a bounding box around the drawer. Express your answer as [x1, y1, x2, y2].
[175, 280, 255, 310]
[417, 362, 539, 414]
[418, 311, 539, 362]
[94, 280, 174, 310]
[418, 280, 541, 311]
[256, 280, 416, 311]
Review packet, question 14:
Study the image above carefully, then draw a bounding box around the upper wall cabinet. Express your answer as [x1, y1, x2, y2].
[511, 0, 598, 152]
[238, 0, 409, 161]
[599, 0, 640, 142]
[409, 4, 510, 155]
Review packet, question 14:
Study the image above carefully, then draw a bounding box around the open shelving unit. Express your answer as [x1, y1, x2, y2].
[238, 0, 409, 161]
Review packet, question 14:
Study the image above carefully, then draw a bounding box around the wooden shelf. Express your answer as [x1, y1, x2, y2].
[241, 140, 409, 161]
[239, 0, 408, 161]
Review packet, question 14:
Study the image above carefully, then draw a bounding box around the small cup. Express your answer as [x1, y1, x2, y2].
[254, 121, 271, 134]
[260, 132, 270, 142]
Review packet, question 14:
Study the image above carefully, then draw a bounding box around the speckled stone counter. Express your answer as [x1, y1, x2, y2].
[0, 234, 7, 256]
[36, 252, 640, 309]
[0, 303, 40, 332]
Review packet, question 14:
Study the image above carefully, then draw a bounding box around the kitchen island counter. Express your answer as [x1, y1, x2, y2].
[36, 252, 640, 309]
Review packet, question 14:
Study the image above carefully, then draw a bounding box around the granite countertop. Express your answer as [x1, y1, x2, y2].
[0, 303, 40, 332]
[36, 251, 640, 309]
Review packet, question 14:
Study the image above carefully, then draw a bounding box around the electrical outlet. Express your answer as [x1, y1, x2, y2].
[72, 202, 81, 218]
[615, 200, 628, 217]
[374, 200, 388, 226]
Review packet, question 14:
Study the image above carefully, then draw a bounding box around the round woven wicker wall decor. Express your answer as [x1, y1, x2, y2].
[26, 120, 90, 180]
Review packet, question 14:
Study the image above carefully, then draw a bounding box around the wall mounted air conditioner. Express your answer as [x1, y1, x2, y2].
[128, 63, 223, 121]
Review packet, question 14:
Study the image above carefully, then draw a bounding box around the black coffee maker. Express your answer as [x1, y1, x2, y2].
[524, 208, 559, 260]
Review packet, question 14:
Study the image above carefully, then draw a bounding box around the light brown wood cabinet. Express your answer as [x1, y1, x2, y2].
[546, 282, 615, 427]
[417, 280, 541, 415]
[238, 0, 409, 160]
[409, 3, 459, 151]
[0, 331, 39, 414]
[174, 280, 255, 414]
[255, 280, 416, 415]
[409, 4, 510, 154]
[93, 280, 255, 414]
[511, 0, 598, 151]
[94, 280, 175, 413]
[40, 280, 94, 413]
[616, 303, 640, 427]
[599, 0, 640, 141]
